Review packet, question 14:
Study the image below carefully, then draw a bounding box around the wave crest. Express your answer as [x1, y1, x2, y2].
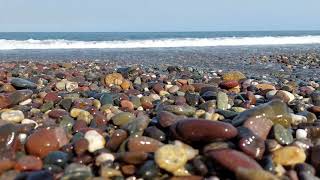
[1, 36, 320, 50]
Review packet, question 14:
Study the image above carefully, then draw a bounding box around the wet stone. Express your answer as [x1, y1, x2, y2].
[144, 126, 166, 142]
[107, 129, 128, 152]
[162, 105, 196, 116]
[44, 151, 69, 168]
[84, 130, 105, 153]
[222, 71, 246, 81]
[273, 124, 294, 145]
[15, 155, 43, 171]
[311, 91, 320, 106]
[232, 99, 292, 127]
[155, 144, 188, 174]
[10, 78, 37, 89]
[137, 160, 160, 180]
[171, 119, 238, 143]
[238, 127, 265, 160]
[235, 168, 279, 180]
[207, 149, 262, 173]
[111, 112, 135, 127]
[25, 128, 60, 158]
[217, 91, 229, 110]
[272, 146, 306, 166]
[62, 163, 93, 180]
[158, 111, 180, 128]
[1, 110, 24, 123]
[243, 117, 273, 140]
[127, 136, 163, 153]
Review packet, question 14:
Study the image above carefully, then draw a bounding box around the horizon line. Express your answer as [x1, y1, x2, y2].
[1, 30, 320, 33]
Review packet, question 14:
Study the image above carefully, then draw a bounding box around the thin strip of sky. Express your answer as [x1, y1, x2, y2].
[0, 0, 319, 32]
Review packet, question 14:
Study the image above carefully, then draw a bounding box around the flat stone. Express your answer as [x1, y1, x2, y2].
[232, 99, 292, 127]
[162, 105, 196, 116]
[10, 78, 37, 89]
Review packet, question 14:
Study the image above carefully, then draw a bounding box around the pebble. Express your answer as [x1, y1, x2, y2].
[155, 144, 188, 173]
[236, 168, 279, 180]
[127, 136, 163, 153]
[1, 110, 24, 123]
[243, 117, 273, 140]
[0, 62, 319, 179]
[105, 73, 123, 86]
[273, 124, 293, 145]
[272, 146, 306, 166]
[15, 155, 43, 171]
[44, 151, 69, 167]
[162, 105, 196, 116]
[217, 91, 229, 110]
[170, 119, 238, 143]
[95, 153, 115, 166]
[222, 71, 246, 81]
[107, 129, 128, 152]
[111, 112, 135, 126]
[84, 130, 106, 152]
[232, 99, 292, 127]
[25, 128, 61, 158]
[10, 77, 37, 89]
[296, 129, 307, 139]
[207, 149, 262, 172]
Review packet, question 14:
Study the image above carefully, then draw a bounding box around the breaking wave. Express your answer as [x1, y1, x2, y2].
[1, 36, 320, 50]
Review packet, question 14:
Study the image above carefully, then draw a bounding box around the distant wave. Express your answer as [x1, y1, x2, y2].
[1, 36, 320, 50]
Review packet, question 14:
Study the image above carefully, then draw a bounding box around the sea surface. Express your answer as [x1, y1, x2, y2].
[0, 31, 320, 64]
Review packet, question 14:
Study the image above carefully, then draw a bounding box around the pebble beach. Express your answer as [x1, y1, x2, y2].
[0, 46, 319, 180]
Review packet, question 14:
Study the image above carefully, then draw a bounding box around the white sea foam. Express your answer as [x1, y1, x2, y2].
[1, 36, 320, 50]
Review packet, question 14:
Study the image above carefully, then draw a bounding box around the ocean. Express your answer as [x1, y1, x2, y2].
[1, 31, 320, 63]
[1, 31, 320, 49]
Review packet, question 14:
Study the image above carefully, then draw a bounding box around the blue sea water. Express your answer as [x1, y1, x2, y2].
[1, 31, 320, 41]
[0, 31, 320, 62]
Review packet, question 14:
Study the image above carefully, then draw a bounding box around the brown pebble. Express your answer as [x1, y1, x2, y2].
[127, 136, 163, 153]
[74, 138, 89, 156]
[121, 164, 136, 175]
[207, 148, 262, 172]
[14, 156, 43, 171]
[25, 128, 60, 158]
[107, 129, 128, 152]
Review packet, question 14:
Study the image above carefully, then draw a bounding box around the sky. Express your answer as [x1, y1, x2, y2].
[0, 0, 320, 32]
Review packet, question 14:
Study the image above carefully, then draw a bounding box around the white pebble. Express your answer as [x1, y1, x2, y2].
[96, 153, 115, 166]
[84, 130, 106, 152]
[296, 129, 307, 139]
[21, 119, 38, 129]
[19, 98, 32, 105]
[18, 133, 27, 143]
[1, 110, 25, 123]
